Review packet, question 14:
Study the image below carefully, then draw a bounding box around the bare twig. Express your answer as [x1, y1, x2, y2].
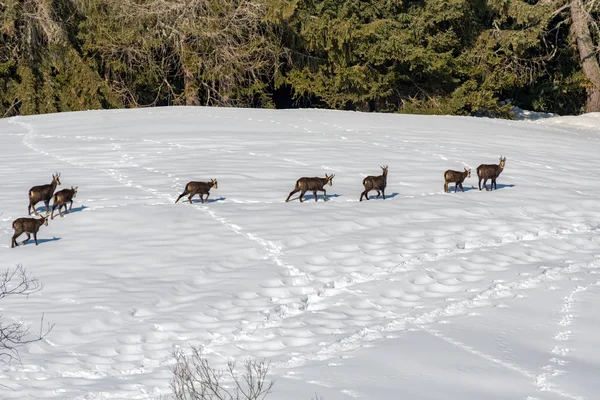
[0, 265, 53, 367]
[171, 346, 274, 400]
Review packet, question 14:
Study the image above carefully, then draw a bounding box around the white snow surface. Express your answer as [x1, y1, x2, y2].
[1, 107, 600, 400]
[512, 106, 557, 121]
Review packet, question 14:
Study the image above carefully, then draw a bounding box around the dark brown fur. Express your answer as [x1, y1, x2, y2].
[360, 166, 388, 201]
[175, 179, 218, 204]
[444, 168, 471, 193]
[286, 174, 335, 202]
[477, 156, 506, 191]
[11, 215, 49, 248]
[51, 186, 78, 219]
[28, 173, 61, 215]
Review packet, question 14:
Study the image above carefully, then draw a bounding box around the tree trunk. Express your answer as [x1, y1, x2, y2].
[571, 0, 600, 112]
[585, 85, 600, 112]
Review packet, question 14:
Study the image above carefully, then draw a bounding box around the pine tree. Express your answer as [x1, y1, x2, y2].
[0, 0, 120, 116]
[77, 0, 282, 108]
[270, 0, 587, 116]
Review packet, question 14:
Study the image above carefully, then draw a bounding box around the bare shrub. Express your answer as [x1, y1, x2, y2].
[171, 346, 274, 400]
[0, 264, 53, 366]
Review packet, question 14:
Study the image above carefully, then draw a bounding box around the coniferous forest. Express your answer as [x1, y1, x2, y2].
[1, 0, 600, 118]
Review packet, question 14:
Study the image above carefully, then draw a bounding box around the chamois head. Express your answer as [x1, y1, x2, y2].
[464, 168, 471, 177]
[53, 173, 61, 186]
[325, 174, 335, 186]
[499, 156, 506, 168]
[39, 215, 49, 226]
[381, 165, 389, 176]
[71, 186, 78, 197]
[210, 179, 218, 189]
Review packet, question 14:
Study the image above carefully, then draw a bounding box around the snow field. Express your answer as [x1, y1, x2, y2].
[0, 107, 599, 399]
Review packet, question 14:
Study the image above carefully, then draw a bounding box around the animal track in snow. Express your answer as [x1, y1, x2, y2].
[535, 284, 589, 397]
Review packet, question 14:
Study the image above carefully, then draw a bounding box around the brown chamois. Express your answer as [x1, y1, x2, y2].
[286, 174, 335, 202]
[444, 168, 471, 193]
[360, 165, 388, 201]
[175, 179, 218, 204]
[51, 186, 78, 219]
[11, 215, 49, 248]
[477, 156, 506, 191]
[28, 173, 61, 216]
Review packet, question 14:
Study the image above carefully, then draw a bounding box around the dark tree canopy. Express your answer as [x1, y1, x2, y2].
[1, 0, 599, 117]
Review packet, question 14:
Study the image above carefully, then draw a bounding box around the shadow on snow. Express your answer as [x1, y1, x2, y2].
[445, 185, 479, 193]
[445, 184, 516, 193]
[362, 192, 400, 200]
[290, 193, 342, 202]
[14, 236, 61, 247]
[190, 197, 226, 204]
[64, 205, 88, 214]
[477, 183, 516, 191]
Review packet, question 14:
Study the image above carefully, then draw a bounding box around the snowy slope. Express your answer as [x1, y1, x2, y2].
[0, 107, 599, 400]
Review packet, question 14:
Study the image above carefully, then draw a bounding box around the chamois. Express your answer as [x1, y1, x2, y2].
[175, 179, 218, 204]
[28, 173, 61, 216]
[360, 165, 388, 201]
[477, 156, 506, 191]
[51, 186, 78, 219]
[11, 215, 49, 248]
[286, 174, 335, 202]
[444, 168, 471, 193]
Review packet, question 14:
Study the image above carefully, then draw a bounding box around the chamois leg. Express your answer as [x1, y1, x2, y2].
[188, 193, 196, 204]
[323, 189, 327, 201]
[444, 182, 449, 193]
[175, 190, 190, 203]
[33, 232, 38, 246]
[286, 188, 300, 202]
[492, 178, 497, 190]
[299, 189, 307, 203]
[69, 200, 74, 211]
[460, 182, 464, 192]
[59, 204, 65, 218]
[11, 231, 22, 248]
[51, 204, 58, 220]
[483, 179, 489, 191]
[360, 189, 370, 201]
[29, 200, 40, 216]
[375, 190, 381, 199]
[44, 200, 51, 215]
[382, 189, 386, 199]
[478, 177, 482, 190]
[454, 183, 458, 193]
[23, 233, 31, 245]
[204, 192, 210, 203]
[313, 190, 318, 202]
